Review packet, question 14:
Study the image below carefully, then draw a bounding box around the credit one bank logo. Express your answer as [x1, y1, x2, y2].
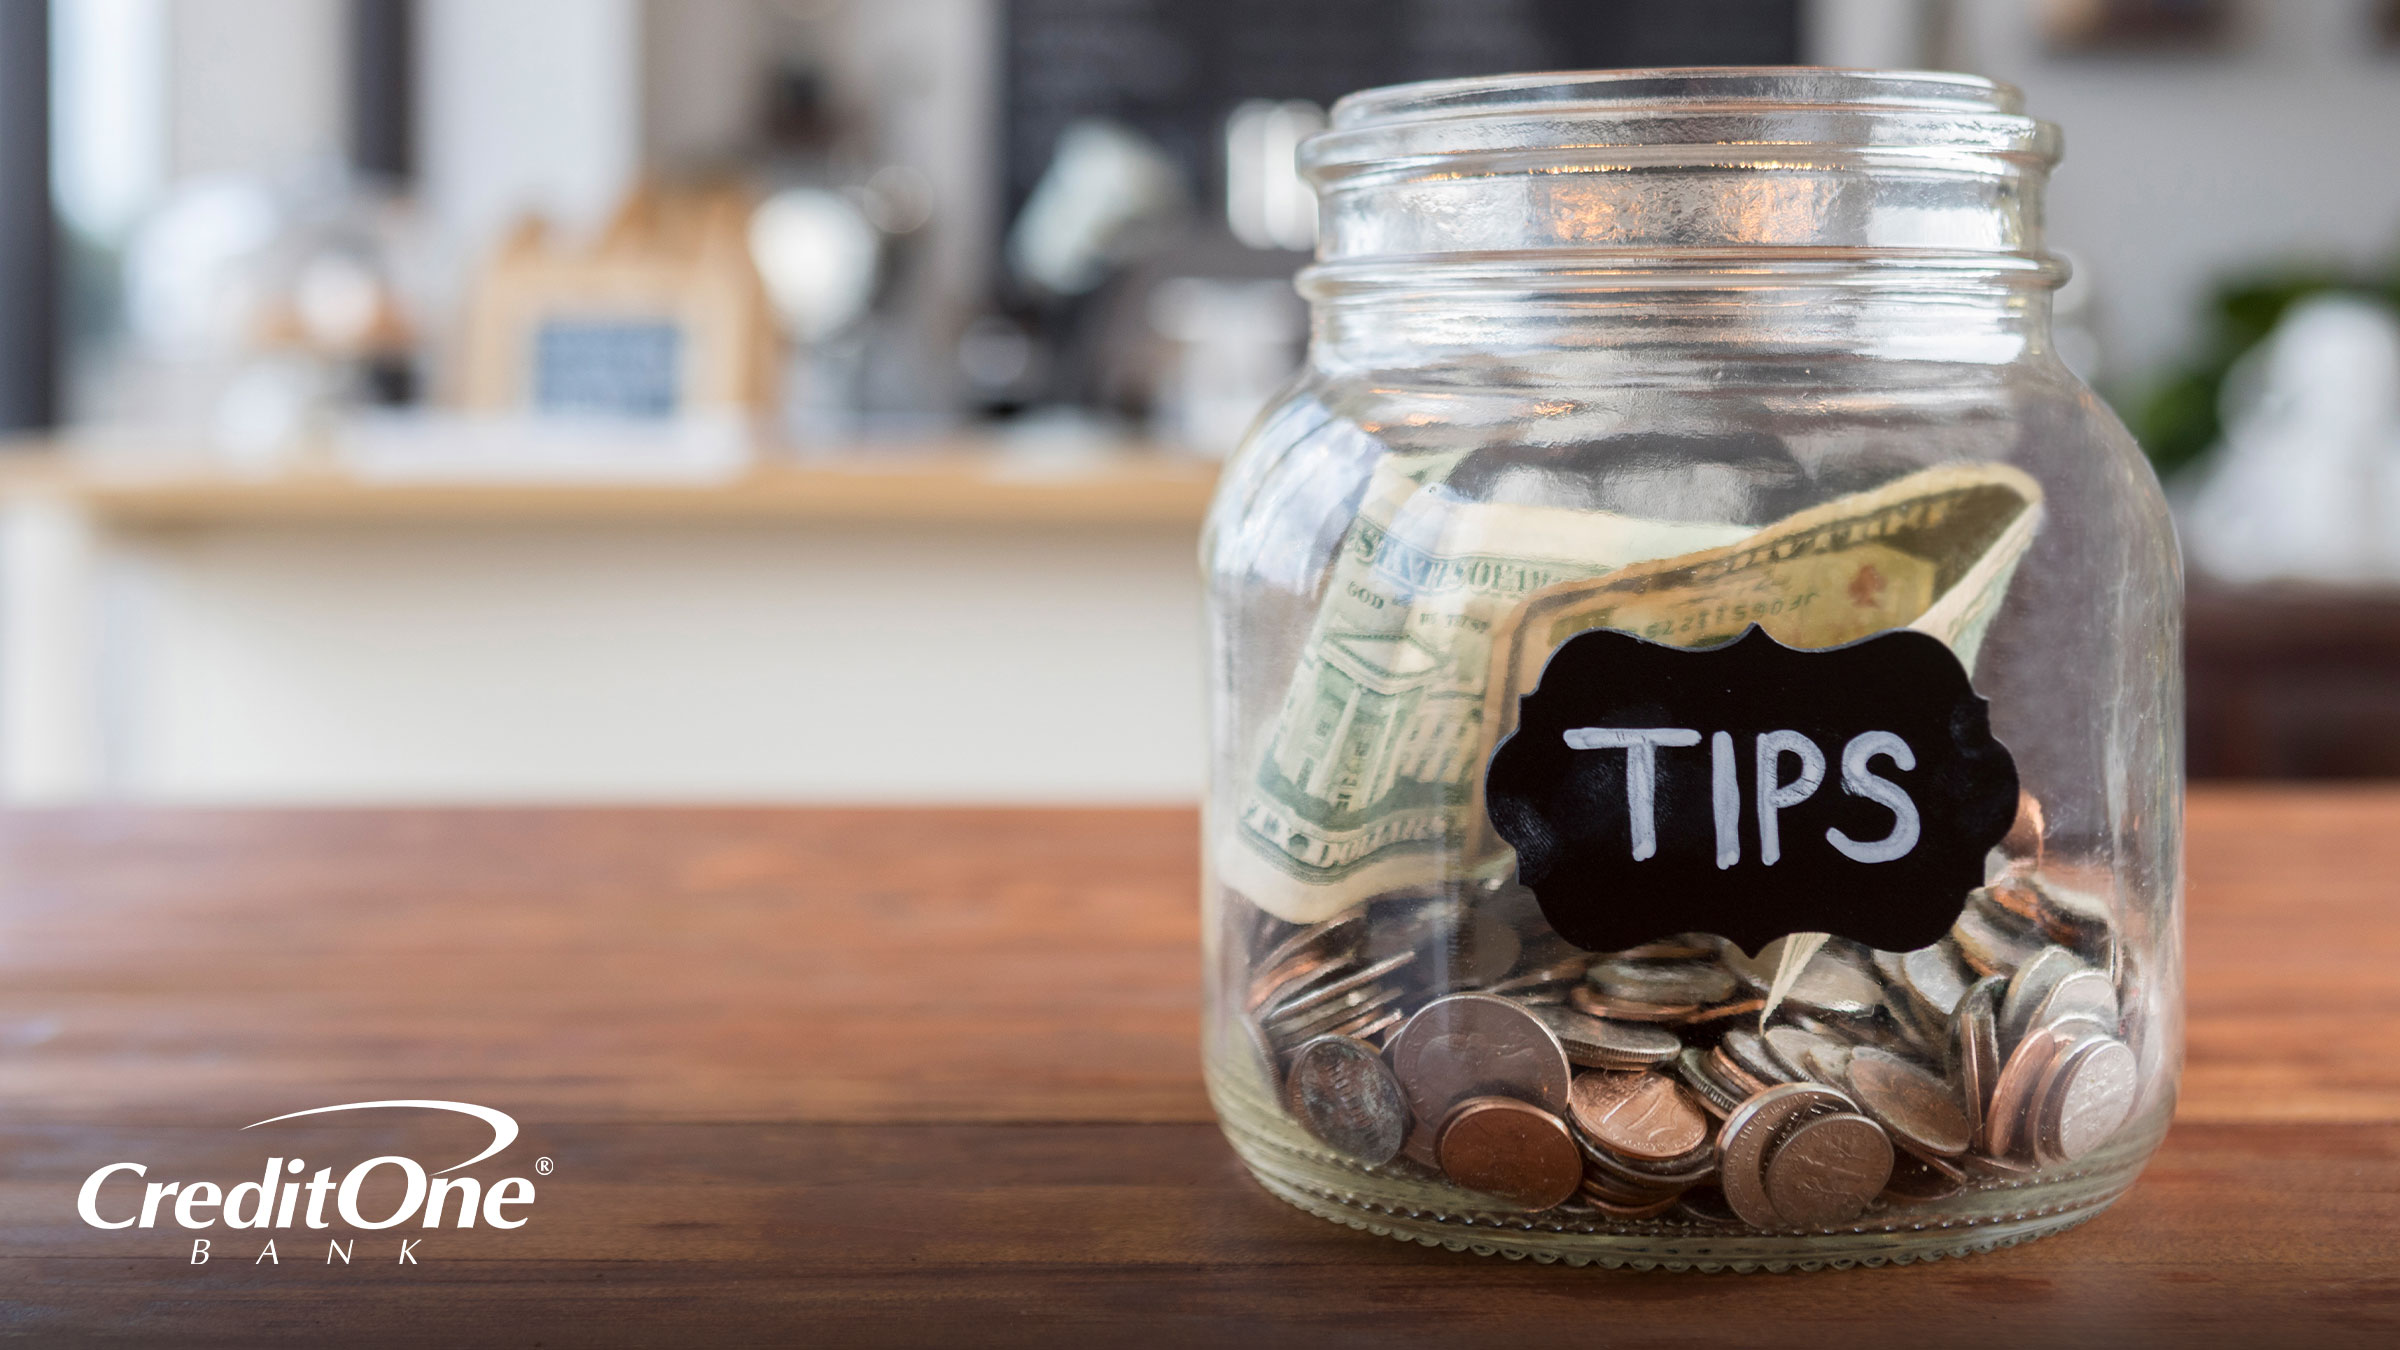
[76, 1101, 540, 1264]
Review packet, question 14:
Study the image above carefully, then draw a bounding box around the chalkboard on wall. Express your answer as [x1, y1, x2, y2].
[1001, 0, 1802, 222]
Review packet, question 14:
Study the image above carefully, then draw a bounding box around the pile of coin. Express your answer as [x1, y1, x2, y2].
[1247, 867, 2141, 1230]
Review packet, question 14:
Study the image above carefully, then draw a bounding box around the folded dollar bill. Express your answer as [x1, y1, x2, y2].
[1220, 459, 2045, 926]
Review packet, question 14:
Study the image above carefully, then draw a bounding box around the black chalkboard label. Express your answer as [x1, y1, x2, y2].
[1484, 625, 2017, 955]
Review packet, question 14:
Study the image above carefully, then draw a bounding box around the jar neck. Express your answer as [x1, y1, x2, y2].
[1305, 260, 2062, 375]
[1297, 70, 2065, 376]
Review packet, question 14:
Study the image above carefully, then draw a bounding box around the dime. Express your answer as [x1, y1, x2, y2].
[1317, 1002, 1407, 1049]
[1999, 947, 2084, 1053]
[1881, 985, 1947, 1052]
[1804, 1041, 1854, 1085]
[1247, 949, 1342, 1014]
[1264, 981, 1407, 1046]
[1708, 1044, 1776, 1099]
[2034, 1034, 2138, 1164]
[1952, 975, 2004, 1152]
[1776, 947, 1884, 1019]
[1367, 896, 1521, 987]
[1952, 898, 2044, 977]
[1675, 1047, 1745, 1119]
[1436, 1096, 1583, 1211]
[1482, 952, 1596, 998]
[1388, 992, 1573, 1135]
[1261, 950, 1419, 1025]
[1763, 1025, 1847, 1085]
[1584, 957, 1739, 1008]
[1566, 1069, 1711, 1163]
[1901, 942, 1973, 1020]
[1716, 1083, 1854, 1230]
[1284, 1034, 1410, 1164]
[1567, 983, 1699, 1024]
[2028, 969, 2118, 1039]
[1763, 1111, 1893, 1227]
[1719, 1028, 1793, 1087]
[1845, 1045, 1972, 1158]
[1525, 1004, 1682, 1069]
[1249, 913, 1365, 1007]
[1615, 935, 1723, 962]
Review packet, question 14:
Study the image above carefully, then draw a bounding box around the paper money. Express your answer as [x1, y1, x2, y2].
[1224, 460, 2046, 925]
[1217, 452, 1753, 924]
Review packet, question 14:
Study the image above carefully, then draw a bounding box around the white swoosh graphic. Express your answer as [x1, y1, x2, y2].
[242, 1100, 520, 1174]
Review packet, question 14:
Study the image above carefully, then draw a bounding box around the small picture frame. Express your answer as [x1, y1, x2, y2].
[459, 186, 777, 418]
[2040, 0, 2235, 53]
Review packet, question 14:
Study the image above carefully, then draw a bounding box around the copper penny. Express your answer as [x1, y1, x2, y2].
[2002, 789, 2047, 871]
[1436, 1096, 1583, 1211]
[2034, 880, 2116, 953]
[1985, 1022, 2068, 1160]
[1566, 1069, 1710, 1162]
[1952, 899, 2043, 977]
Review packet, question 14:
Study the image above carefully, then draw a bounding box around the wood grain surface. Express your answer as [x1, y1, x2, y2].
[2, 789, 2395, 1346]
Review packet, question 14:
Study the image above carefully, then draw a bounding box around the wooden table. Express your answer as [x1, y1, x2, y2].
[2, 790, 2395, 1346]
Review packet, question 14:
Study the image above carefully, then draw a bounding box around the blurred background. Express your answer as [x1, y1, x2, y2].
[0, 0, 2395, 805]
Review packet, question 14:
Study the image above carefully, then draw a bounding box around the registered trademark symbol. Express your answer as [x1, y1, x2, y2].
[536, 1157, 554, 1175]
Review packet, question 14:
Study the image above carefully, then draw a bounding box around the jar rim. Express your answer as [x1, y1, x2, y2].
[1329, 67, 2025, 130]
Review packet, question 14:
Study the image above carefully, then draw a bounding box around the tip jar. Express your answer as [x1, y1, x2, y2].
[1200, 68, 2182, 1270]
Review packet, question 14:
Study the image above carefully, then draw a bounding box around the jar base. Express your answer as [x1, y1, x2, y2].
[1214, 1064, 2156, 1272]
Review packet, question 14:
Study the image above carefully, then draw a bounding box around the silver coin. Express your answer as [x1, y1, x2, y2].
[1762, 1024, 1848, 1085]
[1901, 941, 1973, 1020]
[2029, 969, 2118, 1039]
[1284, 1034, 1410, 1164]
[1781, 948, 1884, 1019]
[1264, 978, 1408, 1045]
[1716, 1082, 1854, 1230]
[1719, 1028, 1794, 1086]
[1524, 1003, 1682, 1069]
[1387, 992, 1572, 1133]
[1952, 897, 2045, 977]
[1952, 975, 2004, 1152]
[1584, 957, 1739, 1008]
[1249, 912, 1365, 1002]
[1675, 1046, 1746, 1118]
[1762, 1111, 1893, 1227]
[1845, 1044, 1971, 1158]
[1261, 950, 1419, 1024]
[1999, 946, 2085, 1053]
[2036, 1034, 2138, 1164]
[2033, 879, 2117, 954]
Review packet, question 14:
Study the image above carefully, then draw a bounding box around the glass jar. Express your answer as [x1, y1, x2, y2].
[1200, 69, 2181, 1270]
